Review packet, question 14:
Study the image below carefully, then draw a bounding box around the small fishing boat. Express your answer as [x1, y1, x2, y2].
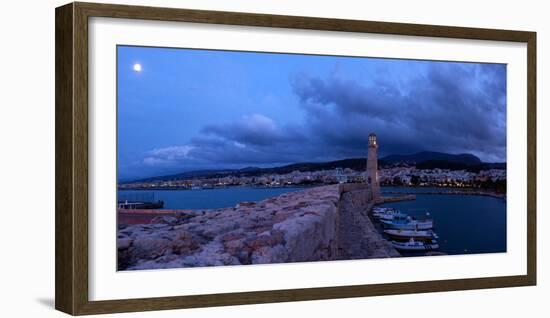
[373, 209, 409, 220]
[372, 207, 407, 220]
[372, 207, 394, 213]
[117, 200, 164, 209]
[384, 229, 439, 241]
[380, 216, 434, 230]
[118, 192, 164, 209]
[392, 238, 439, 251]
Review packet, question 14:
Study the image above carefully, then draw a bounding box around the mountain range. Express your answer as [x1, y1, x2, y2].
[125, 151, 505, 184]
[382, 151, 482, 166]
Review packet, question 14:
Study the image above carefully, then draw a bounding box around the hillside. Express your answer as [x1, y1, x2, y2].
[381, 151, 482, 166]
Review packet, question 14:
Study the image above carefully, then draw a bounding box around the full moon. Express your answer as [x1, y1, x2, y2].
[133, 63, 142, 72]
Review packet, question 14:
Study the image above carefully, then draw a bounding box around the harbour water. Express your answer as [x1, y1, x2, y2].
[118, 186, 306, 210]
[380, 187, 506, 255]
[118, 185, 506, 256]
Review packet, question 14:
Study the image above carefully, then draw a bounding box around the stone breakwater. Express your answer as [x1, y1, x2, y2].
[118, 184, 398, 270]
[337, 188, 401, 259]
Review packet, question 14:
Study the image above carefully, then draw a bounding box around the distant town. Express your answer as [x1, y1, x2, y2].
[118, 165, 506, 193]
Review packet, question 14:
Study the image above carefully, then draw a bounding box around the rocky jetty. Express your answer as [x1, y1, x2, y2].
[337, 188, 401, 259]
[117, 184, 399, 270]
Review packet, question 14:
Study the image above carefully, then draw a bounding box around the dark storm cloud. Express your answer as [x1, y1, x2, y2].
[291, 62, 506, 162]
[142, 61, 506, 173]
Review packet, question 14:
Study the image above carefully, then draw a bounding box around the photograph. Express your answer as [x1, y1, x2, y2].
[116, 45, 507, 271]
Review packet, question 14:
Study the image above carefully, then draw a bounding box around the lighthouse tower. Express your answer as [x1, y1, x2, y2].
[366, 133, 381, 202]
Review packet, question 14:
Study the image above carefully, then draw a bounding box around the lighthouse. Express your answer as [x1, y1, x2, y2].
[366, 133, 381, 202]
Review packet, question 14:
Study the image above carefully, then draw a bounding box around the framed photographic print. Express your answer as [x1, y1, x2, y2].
[55, 2, 536, 315]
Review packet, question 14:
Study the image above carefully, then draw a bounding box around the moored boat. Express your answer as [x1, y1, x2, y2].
[373, 207, 394, 214]
[372, 208, 408, 220]
[392, 238, 439, 251]
[384, 229, 439, 241]
[117, 200, 164, 209]
[380, 216, 434, 230]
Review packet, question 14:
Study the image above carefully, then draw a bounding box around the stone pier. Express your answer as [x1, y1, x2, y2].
[336, 186, 401, 259]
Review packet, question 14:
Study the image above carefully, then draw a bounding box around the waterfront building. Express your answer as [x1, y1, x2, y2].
[335, 168, 348, 183]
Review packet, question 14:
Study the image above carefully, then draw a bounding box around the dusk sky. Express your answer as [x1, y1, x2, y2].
[117, 45, 506, 181]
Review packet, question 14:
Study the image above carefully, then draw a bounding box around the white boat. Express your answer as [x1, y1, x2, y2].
[380, 216, 434, 230]
[373, 207, 394, 213]
[392, 238, 439, 251]
[373, 211, 408, 220]
[373, 209, 409, 220]
[384, 229, 439, 241]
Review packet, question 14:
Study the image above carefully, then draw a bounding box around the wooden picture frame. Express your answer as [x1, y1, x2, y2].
[55, 1, 536, 315]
